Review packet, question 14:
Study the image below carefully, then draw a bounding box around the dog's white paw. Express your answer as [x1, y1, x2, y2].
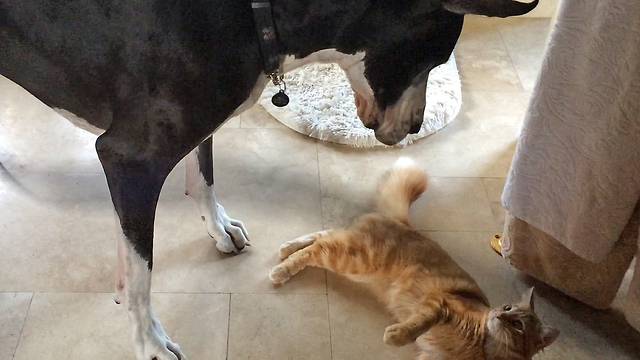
[133, 315, 186, 360]
[205, 203, 249, 253]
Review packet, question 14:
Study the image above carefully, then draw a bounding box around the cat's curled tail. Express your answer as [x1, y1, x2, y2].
[375, 157, 428, 223]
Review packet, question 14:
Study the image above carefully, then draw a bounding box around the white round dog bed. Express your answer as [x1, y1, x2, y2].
[259, 54, 462, 148]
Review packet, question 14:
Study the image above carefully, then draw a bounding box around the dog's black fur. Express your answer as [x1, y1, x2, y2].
[0, 0, 537, 262]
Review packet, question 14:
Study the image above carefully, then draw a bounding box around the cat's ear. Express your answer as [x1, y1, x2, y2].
[522, 287, 535, 310]
[539, 325, 559, 348]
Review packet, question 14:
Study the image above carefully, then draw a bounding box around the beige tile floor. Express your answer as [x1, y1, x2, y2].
[1, 16, 639, 360]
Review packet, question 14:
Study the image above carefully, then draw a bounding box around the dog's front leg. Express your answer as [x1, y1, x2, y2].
[97, 132, 185, 360]
[185, 136, 249, 253]
[116, 228, 184, 360]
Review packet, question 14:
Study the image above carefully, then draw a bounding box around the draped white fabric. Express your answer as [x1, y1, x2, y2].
[503, 0, 640, 262]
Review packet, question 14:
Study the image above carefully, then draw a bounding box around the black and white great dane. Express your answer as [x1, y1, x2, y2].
[0, 0, 538, 358]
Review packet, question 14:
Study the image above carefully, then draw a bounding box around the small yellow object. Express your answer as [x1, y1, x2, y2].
[490, 233, 502, 255]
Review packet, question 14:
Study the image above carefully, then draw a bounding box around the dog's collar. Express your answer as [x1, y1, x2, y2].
[251, 1, 280, 76]
[251, 1, 289, 107]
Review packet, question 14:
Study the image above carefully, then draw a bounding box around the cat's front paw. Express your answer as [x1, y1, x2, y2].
[383, 324, 413, 347]
[269, 264, 291, 285]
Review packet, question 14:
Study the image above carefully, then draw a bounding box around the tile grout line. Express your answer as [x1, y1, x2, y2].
[314, 140, 330, 296]
[315, 140, 334, 360]
[315, 140, 326, 232]
[11, 292, 35, 360]
[479, 177, 502, 230]
[325, 292, 334, 360]
[496, 24, 526, 93]
[225, 294, 232, 360]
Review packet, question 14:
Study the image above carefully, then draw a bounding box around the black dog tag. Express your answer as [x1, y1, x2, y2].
[271, 90, 289, 107]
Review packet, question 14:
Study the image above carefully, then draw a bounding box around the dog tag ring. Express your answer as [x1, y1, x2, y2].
[268, 72, 289, 107]
[272, 90, 289, 107]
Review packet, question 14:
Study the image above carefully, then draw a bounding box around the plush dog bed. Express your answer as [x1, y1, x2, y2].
[259, 54, 462, 148]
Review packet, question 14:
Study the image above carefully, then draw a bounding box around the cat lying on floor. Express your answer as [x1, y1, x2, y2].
[269, 157, 559, 360]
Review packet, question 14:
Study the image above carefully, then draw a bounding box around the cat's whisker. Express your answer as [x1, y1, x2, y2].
[500, 330, 512, 358]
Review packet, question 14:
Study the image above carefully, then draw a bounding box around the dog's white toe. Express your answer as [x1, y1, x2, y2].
[133, 313, 186, 360]
[207, 203, 249, 253]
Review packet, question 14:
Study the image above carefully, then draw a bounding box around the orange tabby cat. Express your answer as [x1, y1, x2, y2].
[269, 158, 559, 360]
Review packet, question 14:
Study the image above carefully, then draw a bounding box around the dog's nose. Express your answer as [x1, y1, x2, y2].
[365, 120, 380, 131]
[409, 122, 422, 134]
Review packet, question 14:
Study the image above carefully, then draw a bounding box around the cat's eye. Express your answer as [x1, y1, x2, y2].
[503, 305, 512, 311]
[511, 320, 524, 330]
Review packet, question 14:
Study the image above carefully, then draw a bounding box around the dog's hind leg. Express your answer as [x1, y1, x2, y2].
[185, 136, 249, 253]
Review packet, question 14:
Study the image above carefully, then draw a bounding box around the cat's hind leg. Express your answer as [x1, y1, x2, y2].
[278, 230, 334, 259]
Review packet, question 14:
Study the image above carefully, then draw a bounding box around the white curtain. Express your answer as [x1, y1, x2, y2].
[503, 0, 640, 263]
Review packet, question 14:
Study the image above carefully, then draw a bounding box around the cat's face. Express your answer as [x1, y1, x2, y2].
[485, 288, 559, 359]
